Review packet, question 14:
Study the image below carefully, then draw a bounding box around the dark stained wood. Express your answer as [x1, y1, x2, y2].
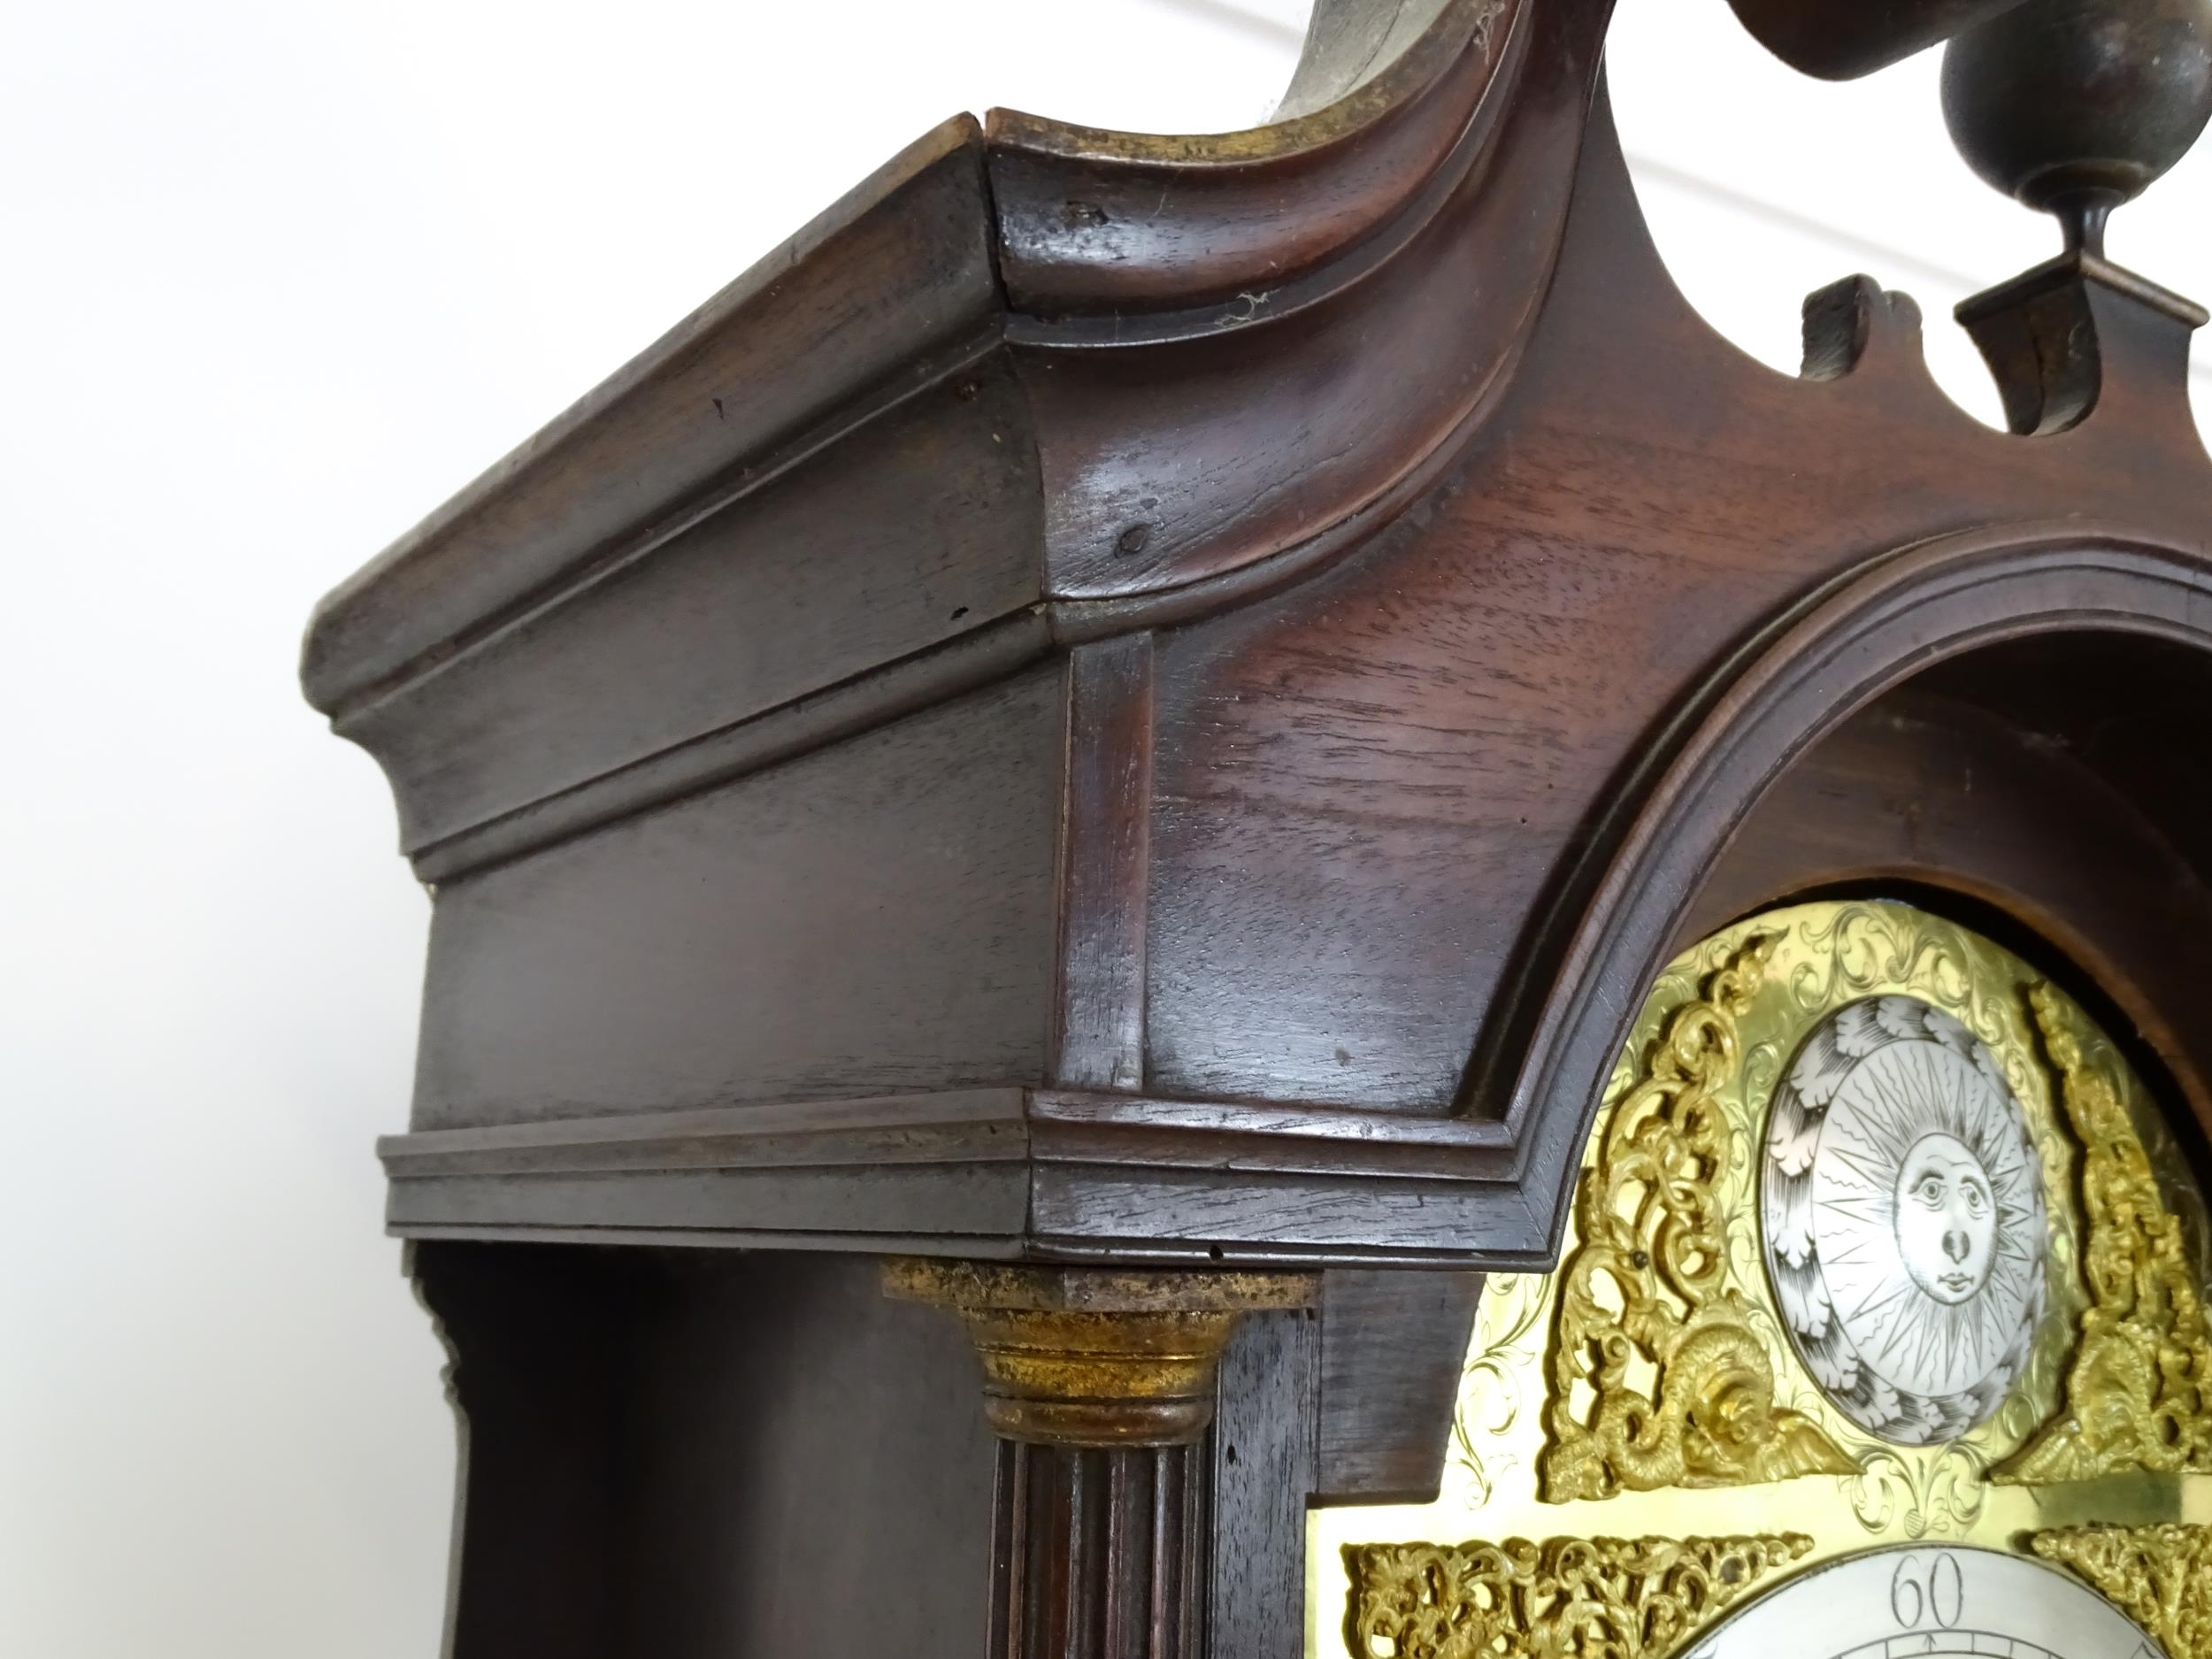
[302, 117, 1002, 716]
[1056, 634, 1156, 1092]
[1018, 0, 1602, 605]
[614, 1252, 996, 1657]
[987, 0, 1518, 314]
[310, 4, 2212, 1651]
[417, 1243, 631, 1659]
[1686, 662, 2212, 1141]
[378, 1089, 1034, 1247]
[1723, 0, 2026, 79]
[1316, 1269, 1485, 1504]
[1911, 631, 2212, 891]
[340, 63, 2212, 1267]
[348, 362, 1045, 855]
[1494, 526, 2212, 1242]
[307, 3, 1614, 822]
[419, 1245, 996, 1659]
[410, 666, 1063, 1130]
[419, 1246, 1455, 1659]
[1210, 1310, 1319, 1659]
[377, 1089, 1033, 1179]
[992, 1441, 1206, 1659]
[377, 1091, 1527, 1260]
[1958, 253, 2207, 436]
[411, 611, 1051, 883]
[385, 1162, 1028, 1241]
[1125, 88, 2212, 1256]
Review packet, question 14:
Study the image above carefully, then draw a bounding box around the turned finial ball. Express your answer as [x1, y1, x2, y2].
[1941, 0, 2212, 251]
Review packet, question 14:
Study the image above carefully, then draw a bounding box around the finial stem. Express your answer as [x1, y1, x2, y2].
[2057, 196, 2113, 259]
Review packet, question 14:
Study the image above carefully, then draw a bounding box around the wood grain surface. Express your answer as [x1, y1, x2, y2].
[346, 42, 2212, 1266]
[319, 3, 2212, 1653]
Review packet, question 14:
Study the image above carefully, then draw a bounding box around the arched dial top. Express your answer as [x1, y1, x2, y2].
[1320, 898, 2212, 1659]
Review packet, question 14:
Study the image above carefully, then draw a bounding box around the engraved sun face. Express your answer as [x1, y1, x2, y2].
[1763, 995, 2047, 1443]
[1896, 1133, 1996, 1304]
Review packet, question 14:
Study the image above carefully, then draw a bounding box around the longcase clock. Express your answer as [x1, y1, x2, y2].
[302, 1, 2212, 1655]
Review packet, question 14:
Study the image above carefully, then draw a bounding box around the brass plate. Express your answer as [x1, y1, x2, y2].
[1309, 898, 2212, 1659]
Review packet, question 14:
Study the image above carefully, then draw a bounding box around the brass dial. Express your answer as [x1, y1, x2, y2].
[1313, 899, 2212, 1659]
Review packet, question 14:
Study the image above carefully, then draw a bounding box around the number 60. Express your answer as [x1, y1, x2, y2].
[1891, 1553, 1965, 1630]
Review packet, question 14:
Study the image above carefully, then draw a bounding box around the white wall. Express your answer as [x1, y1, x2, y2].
[2, 4, 2203, 1655]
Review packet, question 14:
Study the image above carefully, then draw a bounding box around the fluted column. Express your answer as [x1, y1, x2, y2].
[886, 1262, 1316, 1659]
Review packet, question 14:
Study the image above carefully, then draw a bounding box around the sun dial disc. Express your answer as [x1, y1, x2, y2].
[1762, 994, 2047, 1443]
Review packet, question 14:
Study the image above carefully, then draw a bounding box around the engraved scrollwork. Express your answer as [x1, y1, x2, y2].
[1341, 1532, 1813, 1659]
[1452, 1271, 1550, 1508]
[1786, 905, 2001, 1048]
[1839, 1443, 1988, 1540]
[1542, 938, 1857, 1502]
[1787, 904, 1924, 1013]
[2029, 1524, 2212, 1659]
[2001, 984, 2212, 1482]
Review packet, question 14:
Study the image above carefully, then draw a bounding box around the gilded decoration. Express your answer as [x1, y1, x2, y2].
[880, 1260, 1314, 1446]
[2030, 1524, 2212, 1659]
[2000, 987, 2212, 1482]
[1542, 937, 1857, 1500]
[1307, 899, 2212, 1659]
[1341, 1532, 1812, 1659]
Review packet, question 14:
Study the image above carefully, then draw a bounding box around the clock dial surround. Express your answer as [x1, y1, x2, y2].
[1682, 1543, 2154, 1659]
[1312, 898, 2212, 1659]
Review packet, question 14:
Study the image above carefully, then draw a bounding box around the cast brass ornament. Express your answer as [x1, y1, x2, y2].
[881, 1259, 1314, 1445]
[2001, 985, 2212, 1482]
[1542, 937, 1857, 1501]
[1341, 1532, 1812, 1659]
[1307, 899, 2212, 1659]
[2029, 1523, 2212, 1659]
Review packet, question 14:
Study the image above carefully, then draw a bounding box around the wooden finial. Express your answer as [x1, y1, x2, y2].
[1941, 0, 2212, 257]
[1725, 0, 2028, 81]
